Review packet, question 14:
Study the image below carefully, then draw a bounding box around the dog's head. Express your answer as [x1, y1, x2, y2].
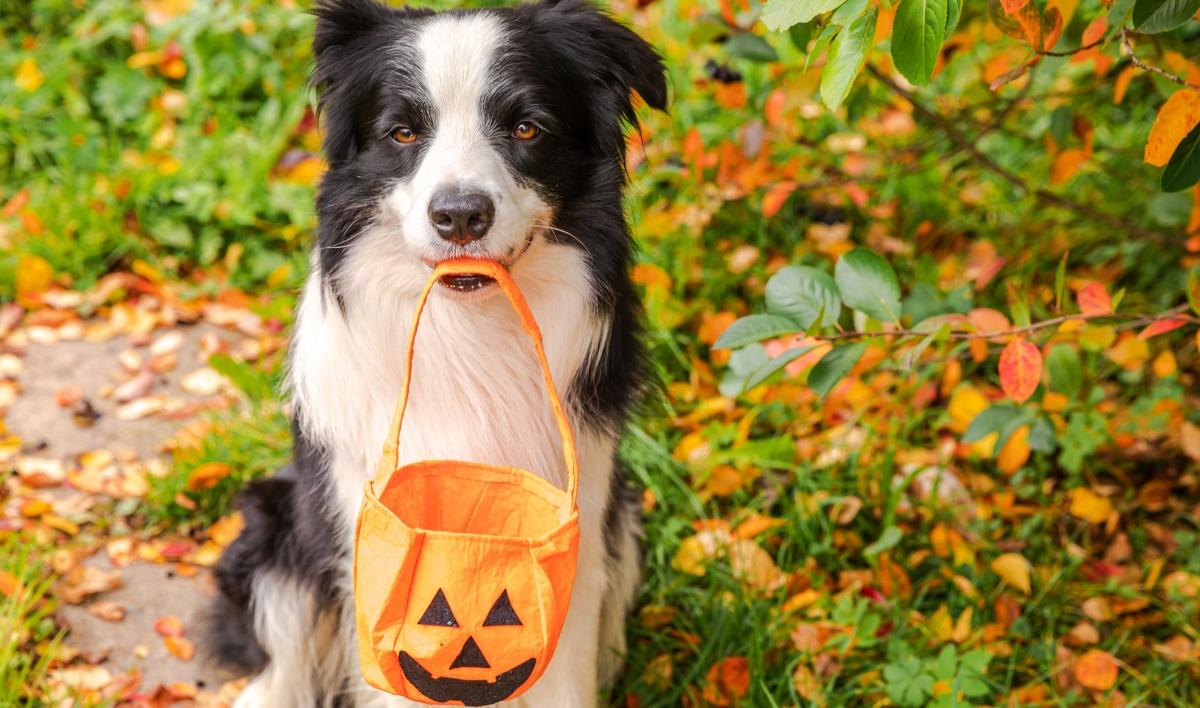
[309, 0, 667, 301]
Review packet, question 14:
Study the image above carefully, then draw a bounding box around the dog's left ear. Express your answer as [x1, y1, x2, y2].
[531, 0, 668, 150]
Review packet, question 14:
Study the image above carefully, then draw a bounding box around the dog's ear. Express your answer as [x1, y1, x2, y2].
[531, 0, 668, 152]
[310, 0, 427, 165]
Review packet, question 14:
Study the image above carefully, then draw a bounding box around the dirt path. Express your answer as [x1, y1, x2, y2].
[5, 319, 256, 705]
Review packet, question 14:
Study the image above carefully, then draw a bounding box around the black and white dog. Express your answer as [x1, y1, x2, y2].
[208, 0, 667, 705]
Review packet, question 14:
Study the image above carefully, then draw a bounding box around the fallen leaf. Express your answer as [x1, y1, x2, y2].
[180, 367, 226, 395]
[164, 635, 196, 661]
[991, 553, 1032, 594]
[1180, 422, 1200, 461]
[57, 565, 123, 604]
[1069, 488, 1114, 524]
[1073, 648, 1118, 690]
[154, 615, 185, 638]
[0, 570, 23, 598]
[113, 369, 156, 403]
[186, 461, 233, 491]
[88, 600, 127, 622]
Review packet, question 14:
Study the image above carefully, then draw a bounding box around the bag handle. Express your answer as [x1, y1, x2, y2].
[374, 258, 579, 512]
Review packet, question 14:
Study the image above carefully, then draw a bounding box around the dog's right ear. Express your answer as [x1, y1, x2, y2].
[311, 0, 426, 165]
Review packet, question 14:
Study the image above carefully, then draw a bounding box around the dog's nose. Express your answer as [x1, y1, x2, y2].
[428, 191, 494, 244]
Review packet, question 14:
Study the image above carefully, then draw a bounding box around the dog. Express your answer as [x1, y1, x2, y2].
[206, 0, 667, 705]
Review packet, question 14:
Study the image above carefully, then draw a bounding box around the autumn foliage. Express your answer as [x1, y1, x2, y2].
[2, 0, 1200, 705]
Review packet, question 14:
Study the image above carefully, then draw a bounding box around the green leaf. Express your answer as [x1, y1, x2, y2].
[831, 0, 870, 25]
[1162, 120, 1200, 192]
[713, 314, 802, 349]
[808, 341, 867, 396]
[765, 265, 843, 329]
[729, 343, 770, 376]
[834, 248, 901, 322]
[762, 0, 850, 30]
[864, 524, 903, 557]
[788, 21, 816, 51]
[744, 346, 816, 391]
[819, 8, 877, 109]
[1107, 0, 1138, 23]
[963, 405, 1023, 443]
[1046, 343, 1083, 397]
[1132, 0, 1200, 33]
[806, 23, 840, 70]
[725, 33, 779, 62]
[891, 0, 949, 86]
[944, 0, 962, 38]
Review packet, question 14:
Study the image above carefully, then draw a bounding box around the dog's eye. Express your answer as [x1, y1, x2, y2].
[391, 126, 417, 144]
[512, 122, 540, 141]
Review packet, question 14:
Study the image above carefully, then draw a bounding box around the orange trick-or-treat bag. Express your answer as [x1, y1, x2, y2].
[353, 258, 580, 706]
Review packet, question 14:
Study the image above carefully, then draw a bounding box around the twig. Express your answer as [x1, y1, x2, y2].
[820, 305, 1197, 342]
[1121, 28, 1200, 89]
[1037, 36, 1108, 58]
[865, 64, 1177, 245]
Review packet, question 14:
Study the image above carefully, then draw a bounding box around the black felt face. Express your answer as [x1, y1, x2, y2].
[398, 589, 533, 705]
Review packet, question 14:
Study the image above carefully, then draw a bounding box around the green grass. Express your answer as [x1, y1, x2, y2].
[0, 533, 62, 706]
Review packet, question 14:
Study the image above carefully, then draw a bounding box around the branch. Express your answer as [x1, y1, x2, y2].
[866, 64, 1178, 245]
[1037, 36, 1108, 58]
[820, 305, 1197, 342]
[1121, 28, 1200, 89]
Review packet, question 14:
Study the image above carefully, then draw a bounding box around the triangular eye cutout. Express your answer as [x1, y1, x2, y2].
[482, 590, 522, 626]
[417, 588, 458, 627]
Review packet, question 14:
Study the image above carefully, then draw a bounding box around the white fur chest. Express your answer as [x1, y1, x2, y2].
[287, 241, 607, 536]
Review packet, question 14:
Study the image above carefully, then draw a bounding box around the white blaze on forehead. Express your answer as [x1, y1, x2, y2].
[416, 14, 506, 138]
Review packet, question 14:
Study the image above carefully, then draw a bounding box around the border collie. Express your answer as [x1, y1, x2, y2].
[207, 0, 667, 705]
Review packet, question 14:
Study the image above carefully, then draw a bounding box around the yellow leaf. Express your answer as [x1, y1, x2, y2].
[1068, 487, 1114, 524]
[929, 603, 954, 642]
[1105, 333, 1150, 370]
[1073, 648, 1118, 690]
[948, 386, 988, 433]
[996, 425, 1031, 474]
[991, 553, 1032, 594]
[15, 58, 44, 92]
[1078, 324, 1116, 352]
[1145, 89, 1200, 167]
[952, 606, 973, 643]
[16, 254, 53, 300]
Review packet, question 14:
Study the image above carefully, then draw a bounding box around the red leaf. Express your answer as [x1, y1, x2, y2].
[1138, 318, 1188, 340]
[1076, 282, 1113, 316]
[999, 338, 1043, 403]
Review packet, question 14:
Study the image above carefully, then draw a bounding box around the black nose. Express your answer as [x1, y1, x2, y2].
[428, 191, 494, 244]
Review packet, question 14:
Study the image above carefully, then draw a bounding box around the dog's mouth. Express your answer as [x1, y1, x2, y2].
[438, 273, 495, 292]
[425, 231, 535, 294]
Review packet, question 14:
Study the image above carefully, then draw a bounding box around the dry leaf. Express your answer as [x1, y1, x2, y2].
[1073, 648, 1118, 690]
[164, 635, 196, 661]
[88, 600, 127, 622]
[1069, 488, 1114, 524]
[991, 553, 1032, 594]
[186, 461, 233, 491]
[154, 615, 185, 638]
[58, 565, 123, 604]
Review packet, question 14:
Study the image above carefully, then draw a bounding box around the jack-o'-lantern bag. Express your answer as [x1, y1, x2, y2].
[353, 258, 580, 706]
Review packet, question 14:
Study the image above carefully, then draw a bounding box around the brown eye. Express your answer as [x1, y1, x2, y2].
[513, 122, 540, 141]
[392, 126, 417, 144]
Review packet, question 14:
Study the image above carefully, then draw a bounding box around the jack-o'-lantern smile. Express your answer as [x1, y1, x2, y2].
[397, 588, 537, 705]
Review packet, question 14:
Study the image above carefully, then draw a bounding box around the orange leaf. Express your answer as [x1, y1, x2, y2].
[0, 570, 23, 599]
[1076, 282, 1112, 316]
[164, 635, 196, 661]
[1138, 318, 1188, 339]
[1145, 90, 1200, 167]
[764, 89, 787, 128]
[1074, 649, 1119, 690]
[1113, 66, 1136, 105]
[1001, 0, 1031, 15]
[1051, 148, 1088, 184]
[762, 182, 797, 218]
[999, 338, 1043, 403]
[185, 462, 232, 491]
[154, 615, 185, 638]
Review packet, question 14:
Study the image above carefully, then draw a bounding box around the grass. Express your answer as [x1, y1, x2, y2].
[0, 533, 62, 705]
